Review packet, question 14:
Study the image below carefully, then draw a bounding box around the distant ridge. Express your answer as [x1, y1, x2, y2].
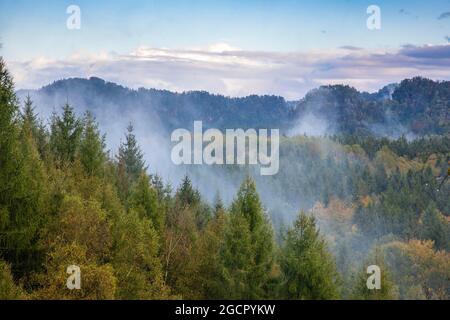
[17, 76, 450, 137]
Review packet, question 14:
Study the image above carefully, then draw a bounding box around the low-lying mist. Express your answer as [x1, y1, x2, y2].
[16, 76, 447, 236]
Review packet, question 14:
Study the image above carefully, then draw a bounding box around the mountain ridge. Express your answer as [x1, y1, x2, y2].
[17, 76, 450, 137]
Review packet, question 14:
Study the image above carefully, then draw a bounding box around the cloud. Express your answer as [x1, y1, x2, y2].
[399, 43, 450, 59]
[438, 12, 450, 20]
[7, 43, 450, 100]
[339, 46, 363, 51]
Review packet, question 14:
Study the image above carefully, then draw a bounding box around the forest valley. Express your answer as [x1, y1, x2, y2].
[170, 121, 280, 175]
[0, 57, 449, 300]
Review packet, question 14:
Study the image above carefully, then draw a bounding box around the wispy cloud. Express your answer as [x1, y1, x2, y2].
[338, 46, 363, 51]
[438, 12, 450, 20]
[7, 43, 450, 100]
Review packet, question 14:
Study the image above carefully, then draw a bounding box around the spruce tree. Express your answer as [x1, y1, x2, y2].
[21, 95, 48, 158]
[128, 172, 164, 234]
[79, 111, 106, 176]
[0, 58, 20, 242]
[219, 212, 254, 299]
[0, 57, 20, 220]
[176, 175, 201, 208]
[279, 211, 340, 299]
[183, 206, 227, 299]
[175, 176, 210, 229]
[117, 124, 146, 185]
[22, 95, 38, 128]
[220, 176, 275, 299]
[0, 58, 48, 276]
[50, 103, 82, 163]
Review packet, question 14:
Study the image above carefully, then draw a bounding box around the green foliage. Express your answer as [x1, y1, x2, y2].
[33, 243, 117, 300]
[383, 240, 450, 300]
[188, 206, 227, 299]
[420, 203, 450, 251]
[162, 205, 198, 298]
[175, 176, 211, 229]
[30, 76, 450, 136]
[350, 248, 398, 300]
[0, 60, 448, 300]
[0, 260, 25, 299]
[219, 176, 276, 299]
[50, 103, 82, 163]
[111, 209, 170, 299]
[0, 57, 21, 238]
[21, 95, 48, 158]
[219, 212, 255, 299]
[45, 195, 112, 262]
[128, 172, 164, 235]
[0, 59, 49, 277]
[117, 124, 146, 186]
[279, 212, 340, 300]
[79, 111, 106, 176]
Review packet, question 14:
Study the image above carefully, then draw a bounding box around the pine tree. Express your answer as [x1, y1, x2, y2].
[16, 108, 50, 273]
[176, 175, 201, 208]
[219, 212, 254, 299]
[0, 59, 48, 277]
[184, 201, 227, 299]
[220, 176, 275, 299]
[21, 95, 48, 158]
[22, 95, 38, 128]
[0, 57, 20, 214]
[117, 124, 146, 186]
[50, 103, 82, 163]
[0, 58, 21, 256]
[279, 211, 340, 299]
[128, 172, 164, 234]
[151, 173, 171, 202]
[175, 176, 210, 229]
[79, 111, 106, 176]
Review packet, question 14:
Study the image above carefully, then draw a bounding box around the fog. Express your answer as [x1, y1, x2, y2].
[15, 79, 406, 245]
[18, 78, 412, 295]
[287, 112, 332, 137]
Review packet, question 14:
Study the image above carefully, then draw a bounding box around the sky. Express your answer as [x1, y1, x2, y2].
[1, 0, 450, 99]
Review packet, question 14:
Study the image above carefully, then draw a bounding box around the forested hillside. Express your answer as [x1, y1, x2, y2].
[2, 58, 449, 300]
[18, 76, 450, 136]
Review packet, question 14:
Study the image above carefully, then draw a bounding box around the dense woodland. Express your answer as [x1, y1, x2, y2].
[1, 58, 449, 300]
[20, 74, 450, 136]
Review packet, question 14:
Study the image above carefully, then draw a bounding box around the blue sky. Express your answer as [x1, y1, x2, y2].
[1, 0, 450, 59]
[1, 0, 450, 97]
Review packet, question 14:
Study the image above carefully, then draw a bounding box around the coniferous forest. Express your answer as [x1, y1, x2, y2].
[1, 56, 449, 300]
